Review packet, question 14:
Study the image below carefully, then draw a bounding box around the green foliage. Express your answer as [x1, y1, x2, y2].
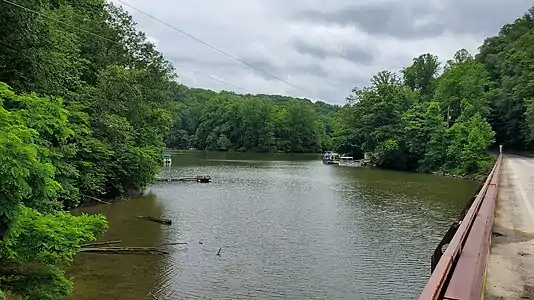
[435, 49, 493, 122]
[165, 85, 339, 153]
[0, 83, 108, 300]
[402, 53, 440, 98]
[476, 7, 534, 150]
[334, 6, 534, 169]
[2, 206, 106, 266]
[0, 0, 176, 298]
[334, 50, 496, 175]
[0, 206, 106, 300]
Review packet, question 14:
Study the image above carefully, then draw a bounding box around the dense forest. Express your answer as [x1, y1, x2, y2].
[0, 0, 176, 299]
[165, 87, 339, 152]
[331, 7, 534, 174]
[0, 0, 533, 298]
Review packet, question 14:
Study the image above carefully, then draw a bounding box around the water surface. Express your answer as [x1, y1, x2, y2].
[66, 151, 477, 300]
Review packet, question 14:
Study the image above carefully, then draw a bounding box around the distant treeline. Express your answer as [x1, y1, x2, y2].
[165, 87, 339, 153]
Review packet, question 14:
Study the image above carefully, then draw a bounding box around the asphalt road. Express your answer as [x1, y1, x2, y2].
[486, 154, 534, 300]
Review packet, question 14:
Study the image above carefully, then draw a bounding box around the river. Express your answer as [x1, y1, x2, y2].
[66, 151, 478, 300]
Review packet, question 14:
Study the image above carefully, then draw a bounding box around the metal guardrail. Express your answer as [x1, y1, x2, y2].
[419, 153, 503, 300]
[430, 181, 485, 273]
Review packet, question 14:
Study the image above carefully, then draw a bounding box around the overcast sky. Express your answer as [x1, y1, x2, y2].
[111, 0, 532, 104]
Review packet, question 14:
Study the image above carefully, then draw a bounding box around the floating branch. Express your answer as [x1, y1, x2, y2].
[79, 247, 168, 255]
[83, 194, 110, 204]
[149, 292, 160, 300]
[136, 215, 172, 225]
[155, 242, 188, 247]
[155, 175, 211, 183]
[81, 240, 122, 247]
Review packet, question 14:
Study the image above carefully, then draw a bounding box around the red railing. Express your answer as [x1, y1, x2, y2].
[418, 154, 503, 300]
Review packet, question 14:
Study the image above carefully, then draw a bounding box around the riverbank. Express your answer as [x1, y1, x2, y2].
[431, 171, 487, 182]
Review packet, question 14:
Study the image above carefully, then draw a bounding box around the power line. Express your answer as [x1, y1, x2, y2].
[175, 64, 250, 93]
[114, 0, 317, 97]
[0, 0, 251, 93]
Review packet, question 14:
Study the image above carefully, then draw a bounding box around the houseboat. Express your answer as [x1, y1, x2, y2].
[322, 152, 340, 165]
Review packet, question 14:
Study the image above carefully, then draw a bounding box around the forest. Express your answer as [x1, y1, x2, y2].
[165, 86, 339, 153]
[330, 7, 534, 174]
[0, 0, 533, 298]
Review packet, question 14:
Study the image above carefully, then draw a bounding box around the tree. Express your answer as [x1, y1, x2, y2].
[476, 7, 534, 150]
[217, 134, 231, 151]
[167, 87, 338, 153]
[434, 49, 493, 124]
[334, 48, 497, 174]
[402, 53, 440, 98]
[0, 83, 106, 300]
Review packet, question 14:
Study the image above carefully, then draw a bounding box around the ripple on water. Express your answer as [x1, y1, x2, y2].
[66, 153, 478, 300]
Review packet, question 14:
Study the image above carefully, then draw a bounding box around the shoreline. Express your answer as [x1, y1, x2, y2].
[431, 171, 486, 182]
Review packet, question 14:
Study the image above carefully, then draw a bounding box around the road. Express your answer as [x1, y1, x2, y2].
[486, 155, 534, 299]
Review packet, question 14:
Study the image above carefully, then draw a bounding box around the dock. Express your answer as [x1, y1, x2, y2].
[156, 175, 211, 183]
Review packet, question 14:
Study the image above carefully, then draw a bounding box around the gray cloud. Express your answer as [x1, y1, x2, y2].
[298, 5, 444, 39]
[295, 41, 375, 65]
[242, 56, 329, 79]
[112, 0, 533, 104]
[295, 42, 332, 59]
[298, 0, 533, 39]
[441, 0, 534, 36]
[341, 47, 375, 65]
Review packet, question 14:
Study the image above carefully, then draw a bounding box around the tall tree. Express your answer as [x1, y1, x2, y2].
[402, 53, 440, 98]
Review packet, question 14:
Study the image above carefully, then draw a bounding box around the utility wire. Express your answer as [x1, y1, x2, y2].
[0, 0, 251, 93]
[114, 0, 317, 97]
[2, 0, 118, 45]
[175, 63, 250, 93]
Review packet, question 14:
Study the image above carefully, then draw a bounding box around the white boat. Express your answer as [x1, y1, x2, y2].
[322, 152, 340, 165]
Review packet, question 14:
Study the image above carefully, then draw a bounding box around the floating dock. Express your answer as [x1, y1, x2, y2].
[156, 175, 212, 183]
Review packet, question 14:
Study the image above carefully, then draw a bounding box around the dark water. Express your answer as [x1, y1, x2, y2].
[66, 151, 477, 300]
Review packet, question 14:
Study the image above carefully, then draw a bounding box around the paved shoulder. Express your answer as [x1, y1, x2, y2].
[486, 155, 534, 300]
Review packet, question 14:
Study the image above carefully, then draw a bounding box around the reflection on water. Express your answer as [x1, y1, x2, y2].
[65, 151, 477, 300]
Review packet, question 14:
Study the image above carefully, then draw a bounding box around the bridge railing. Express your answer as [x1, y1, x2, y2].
[418, 153, 503, 300]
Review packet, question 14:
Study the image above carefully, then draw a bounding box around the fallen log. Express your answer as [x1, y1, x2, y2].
[83, 194, 111, 204]
[155, 242, 188, 247]
[79, 247, 168, 255]
[136, 215, 172, 225]
[81, 240, 122, 247]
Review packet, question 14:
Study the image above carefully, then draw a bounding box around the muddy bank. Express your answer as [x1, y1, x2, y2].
[431, 171, 487, 181]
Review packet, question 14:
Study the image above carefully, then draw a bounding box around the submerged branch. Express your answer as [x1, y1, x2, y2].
[136, 215, 172, 225]
[155, 242, 188, 247]
[83, 194, 111, 204]
[79, 247, 168, 255]
[81, 240, 123, 247]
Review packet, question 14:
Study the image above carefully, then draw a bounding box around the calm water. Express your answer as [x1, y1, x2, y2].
[66, 152, 477, 300]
